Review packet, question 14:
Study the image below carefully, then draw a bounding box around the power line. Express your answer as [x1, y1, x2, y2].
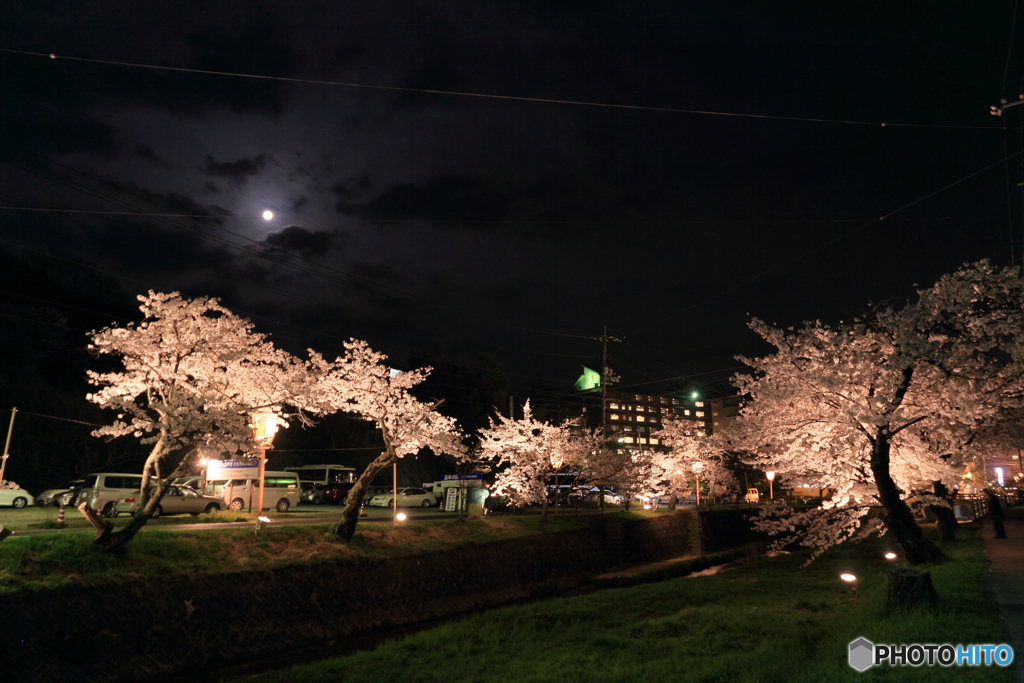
[643, 149, 1024, 331]
[0, 47, 1003, 131]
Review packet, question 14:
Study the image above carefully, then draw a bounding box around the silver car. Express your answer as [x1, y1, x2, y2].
[369, 487, 437, 508]
[35, 480, 84, 507]
[117, 484, 223, 517]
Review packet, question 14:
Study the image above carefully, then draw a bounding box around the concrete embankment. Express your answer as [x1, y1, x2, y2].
[2, 511, 740, 682]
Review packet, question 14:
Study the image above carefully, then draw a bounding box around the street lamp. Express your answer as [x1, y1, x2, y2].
[692, 461, 704, 508]
[766, 471, 775, 500]
[252, 412, 279, 514]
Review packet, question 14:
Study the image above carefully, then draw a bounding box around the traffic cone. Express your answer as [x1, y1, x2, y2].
[359, 503, 367, 517]
[57, 505, 65, 527]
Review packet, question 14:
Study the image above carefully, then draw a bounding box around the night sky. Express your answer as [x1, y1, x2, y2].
[2, 1, 1023, 397]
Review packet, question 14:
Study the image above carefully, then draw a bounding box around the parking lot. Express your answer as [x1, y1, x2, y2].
[0, 500, 459, 534]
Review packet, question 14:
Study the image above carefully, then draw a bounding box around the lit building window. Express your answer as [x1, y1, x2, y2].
[661, 397, 669, 404]
[639, 438, 647, 444]
[672, 399, 681, 405]
[636, 415, 646, 422]
[610, 414, 620, 420]
[695, 401, 705, 407]
[696, 411, 705, 417]
[622, 436, 635, 444]
[649, 437, 659, 445]
[684, 410, 691, 416]
[610, 403, 619, 410]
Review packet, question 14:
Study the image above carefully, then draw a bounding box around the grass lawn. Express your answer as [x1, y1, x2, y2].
[0, 515, 586, 592]
[243, 520, 1011, 683]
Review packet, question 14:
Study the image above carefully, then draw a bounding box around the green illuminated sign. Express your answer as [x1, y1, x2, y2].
[574, 365, 601, 391]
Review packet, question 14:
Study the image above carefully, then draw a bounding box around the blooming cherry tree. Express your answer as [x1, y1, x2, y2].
[476, 401, 575, 521]
[732, 261, 1024, 564]
[309, 339, 465, 541]
[651, 421, 734, 506]
[85, 292, 312, 551]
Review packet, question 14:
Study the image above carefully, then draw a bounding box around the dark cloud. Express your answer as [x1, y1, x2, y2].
[134, 144, 157, 161]
[66, 216, 235, 277]
[334, 174, 513, 224]
[0, 110, 120, 160]
[109, 181, 233, 226]
[203, 154, 269, 186]
[263, 226, 336, 257]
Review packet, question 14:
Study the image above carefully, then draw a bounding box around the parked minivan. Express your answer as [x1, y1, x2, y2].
[203, 471, 300, 512]
[79, 472, 145, 517]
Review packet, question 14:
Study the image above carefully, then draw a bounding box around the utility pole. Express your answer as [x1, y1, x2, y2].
[0, 408, 16, 484]
[598, 326, 621, 439]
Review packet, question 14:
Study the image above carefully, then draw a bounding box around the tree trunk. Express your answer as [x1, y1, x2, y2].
[79, 479, 173, 553]
[78, 502, 113, 545]
[334, 450, 392, 542]
[887, 568, 938, 607]
[929, 481, 957, 542]
[871, 435, 945, 564]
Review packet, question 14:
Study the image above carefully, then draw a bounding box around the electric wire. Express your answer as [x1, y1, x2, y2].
[643, 149, 1024, 331]
[0, 47, 1003, 131]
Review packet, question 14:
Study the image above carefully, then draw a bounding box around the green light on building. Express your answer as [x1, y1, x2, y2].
[574, 365, 601, 392]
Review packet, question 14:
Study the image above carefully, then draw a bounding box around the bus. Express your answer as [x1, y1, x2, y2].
[283, 464, 356, 486]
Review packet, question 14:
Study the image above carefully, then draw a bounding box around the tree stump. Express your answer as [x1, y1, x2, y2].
[887, 568, 938, 607]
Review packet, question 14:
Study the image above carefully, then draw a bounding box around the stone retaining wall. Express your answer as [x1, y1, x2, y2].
[2, 513, 701, 682]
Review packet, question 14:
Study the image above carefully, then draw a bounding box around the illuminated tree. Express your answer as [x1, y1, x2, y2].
[309, 340, 465, 542]
[476, 401, 576, 522]
[85, 292, 312, 552]
[733, 261, 1024, 564]
[651, 422, 735, 506]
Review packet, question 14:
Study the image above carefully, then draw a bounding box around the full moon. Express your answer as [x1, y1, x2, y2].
[262, 210, 274, 220]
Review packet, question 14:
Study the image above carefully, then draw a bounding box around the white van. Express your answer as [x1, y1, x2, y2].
[80, 472, 145, 517]
[203, 471, 300, 512]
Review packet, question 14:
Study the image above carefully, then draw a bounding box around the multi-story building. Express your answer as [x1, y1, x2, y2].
[571, 366, 710, 448]
[708, 394, 742, 435]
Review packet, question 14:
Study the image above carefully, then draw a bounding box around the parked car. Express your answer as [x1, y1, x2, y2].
[322, 481, 353, 505]
[361, 485, 391, 505]
[586, 489, 624, 505]
[35, 480, 84, 507]
[78, 472, 144, 518]
[0, 486, 34, 508]
[116, 484, 223, 517]
[369, 487, 437, 508]
[745, 488, 761, 504]
[300, 482, 327, 505]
